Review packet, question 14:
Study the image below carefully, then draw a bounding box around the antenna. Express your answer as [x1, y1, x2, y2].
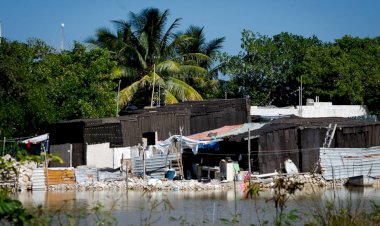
[60, 22, 65, 51]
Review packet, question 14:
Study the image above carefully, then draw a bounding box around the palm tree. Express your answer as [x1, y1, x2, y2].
[88, 8, 207, 108]
[176, 25, 226, 98]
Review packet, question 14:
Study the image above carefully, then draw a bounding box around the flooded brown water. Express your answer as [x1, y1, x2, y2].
[15, 186, 380, 225]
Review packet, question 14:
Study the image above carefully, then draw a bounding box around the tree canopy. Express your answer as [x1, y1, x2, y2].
[0, 39, 118, 138]
[220, 30, 380, 114]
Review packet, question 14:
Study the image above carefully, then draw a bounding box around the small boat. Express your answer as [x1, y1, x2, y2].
[347, 175, 376, 186]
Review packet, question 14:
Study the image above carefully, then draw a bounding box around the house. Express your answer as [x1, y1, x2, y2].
[49, 99, 250, 168]
[251, 98, 370, 120]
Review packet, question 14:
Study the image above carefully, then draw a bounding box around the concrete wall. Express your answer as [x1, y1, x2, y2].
[86, 143, 138, 169]
[251, 102, 369, 118]
[86, 143, 113, 168]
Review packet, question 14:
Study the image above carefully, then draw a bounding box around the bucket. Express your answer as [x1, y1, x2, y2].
[165, 169, 176, 180]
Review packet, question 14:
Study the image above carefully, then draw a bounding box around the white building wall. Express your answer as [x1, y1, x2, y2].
[86, 143, 113, 168]
[250, 106, 298, 116]
[299, 102, 368, 117]
[251, 102, 369, 118]
[86, 143, 138, 169]
[113, 147, 135, 169]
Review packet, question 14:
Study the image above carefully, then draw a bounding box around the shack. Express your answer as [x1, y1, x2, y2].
[49, 99, 250, 168]
[178, 116, 380, 177]
[229, 116, 380, 174]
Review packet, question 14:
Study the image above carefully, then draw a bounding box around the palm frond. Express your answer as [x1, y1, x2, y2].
[205, 37, 226, 55]
[161, 17, 182, 53]
[156, 60, 181, 73]
[119, 74, 151, 107]
[164, 90, 179, 104]
[165, 77, 203, 101]
[179, 65, 208, 74]
[183, 52, 211, 63]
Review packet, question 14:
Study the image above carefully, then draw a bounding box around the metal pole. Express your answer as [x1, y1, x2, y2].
[298, 86, 301, 116]
[248, 128, 251, 174]
[300, 76, 303, 117]
[60, 23, 65, 52]
[142, 149, 146, 179]
[158, 83, 161, 107]
[116, 79, 121, 116]
[69, 144, 72, 168]
[234, 175, 237, 217]
[150, 64, 155, 107]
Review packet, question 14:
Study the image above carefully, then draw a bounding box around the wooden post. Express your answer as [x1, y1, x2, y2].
[179, 126, 184, 179]
[248, 128, 251, 174]
[69, 144, 72, 168]
[142, 149, 145, 179]
[126, 160, 129, 192]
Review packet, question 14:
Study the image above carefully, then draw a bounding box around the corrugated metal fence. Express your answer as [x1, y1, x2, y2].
[320, 146, 380, 180]
[74, 168, 98, 184]
[132, 153, 178, 178]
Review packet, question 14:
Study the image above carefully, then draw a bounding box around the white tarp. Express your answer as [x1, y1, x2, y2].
[155, 135, 220, 155]
[22, 134, 49, 144]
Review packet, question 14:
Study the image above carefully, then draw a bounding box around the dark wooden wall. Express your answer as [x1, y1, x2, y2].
[118, 99, 249, 147]
[258, 128, 299, 174]
[189, 99, 249, 134]
[256, 124, 380, 174]
[84, 123, 123, 148]
[336, 125, 380, 148]
[120, 110, 191, 147]
[49, 121, 85, 144]
[298, 128, 323, 172]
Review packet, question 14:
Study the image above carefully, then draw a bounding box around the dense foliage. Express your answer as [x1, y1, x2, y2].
[220, 30, 380, 114]
[0, 40, 118, 138]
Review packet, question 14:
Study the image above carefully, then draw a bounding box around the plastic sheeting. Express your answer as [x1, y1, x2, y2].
[22, 134, 49, 144]
[154, 135, 220, 155]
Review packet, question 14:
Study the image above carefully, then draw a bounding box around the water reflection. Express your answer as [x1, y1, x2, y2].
[15, 186, 380, 225]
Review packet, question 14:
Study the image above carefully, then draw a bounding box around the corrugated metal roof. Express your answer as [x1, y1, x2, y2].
[187, 123, 266, 141]
[320, 146, 380, 180]
[231, 116, 380, 142]
[187, 125, 243, 140]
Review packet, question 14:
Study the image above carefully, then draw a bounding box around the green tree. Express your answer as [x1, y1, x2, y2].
[0, 39, 55, 137]
[301, 36, 380, 113]
[220, 30, 321, 106]
[88, 8, 212, 109]
[37, 42, 119, 119]
[0, 39, 118, 138]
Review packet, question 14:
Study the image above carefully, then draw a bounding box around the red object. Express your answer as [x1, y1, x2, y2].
[27, 140, 30, 150]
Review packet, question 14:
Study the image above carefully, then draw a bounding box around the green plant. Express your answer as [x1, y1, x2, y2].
[267, 176, 303, 226]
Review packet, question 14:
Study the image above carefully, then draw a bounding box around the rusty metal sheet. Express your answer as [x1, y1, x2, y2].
[46, 169, 76, 185]
[320, 146, 380, 180]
